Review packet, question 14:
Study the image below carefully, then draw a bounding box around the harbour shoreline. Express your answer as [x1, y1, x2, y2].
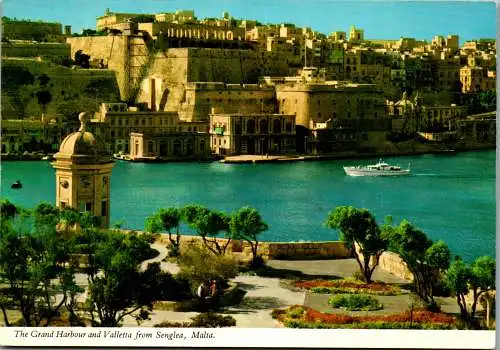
[1, 141, 494, 163]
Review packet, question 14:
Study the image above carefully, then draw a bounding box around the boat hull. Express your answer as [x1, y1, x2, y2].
[343, 167, 410, 177]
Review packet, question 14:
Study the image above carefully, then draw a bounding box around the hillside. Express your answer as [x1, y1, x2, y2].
[1, 58, 121, 122]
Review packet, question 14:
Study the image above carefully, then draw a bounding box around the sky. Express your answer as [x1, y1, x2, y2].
[1, 0, 497, 43]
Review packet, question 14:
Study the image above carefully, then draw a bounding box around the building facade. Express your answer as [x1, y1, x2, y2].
[209, 113, 296, 155]
[90, 102, 208, 154]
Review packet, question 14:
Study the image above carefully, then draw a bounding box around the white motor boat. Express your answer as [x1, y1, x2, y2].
[343, 160, 411, 177]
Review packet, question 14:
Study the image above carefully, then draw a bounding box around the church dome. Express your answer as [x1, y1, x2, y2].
[55, 112, 112, 164]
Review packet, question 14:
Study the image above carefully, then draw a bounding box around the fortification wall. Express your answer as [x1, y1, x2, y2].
[67, 36, 128, 100]
[1, 43, 70, 58]
[137, 47, 288, 114]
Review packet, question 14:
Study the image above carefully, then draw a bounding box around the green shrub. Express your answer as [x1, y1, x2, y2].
[177, 242, 239, 289]
[286, 306, 305, 319]
[189, 312, 236, 327]
[328, 294, 383, 311]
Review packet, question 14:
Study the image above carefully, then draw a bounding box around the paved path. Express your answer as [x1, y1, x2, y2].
[267, 258, 410, 284]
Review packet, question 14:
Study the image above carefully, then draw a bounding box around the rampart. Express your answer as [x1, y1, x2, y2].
[1, 43, 70, 59]
[67, 36, 129, 100]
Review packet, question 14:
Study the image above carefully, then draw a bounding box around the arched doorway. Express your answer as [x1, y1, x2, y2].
[272, 119, 281, 134]
[259, 119, 268, 134]
[160, 141, 168, 156]
[173, 139, 182, 156]
[186, 139, 193, 156]
[246, 119, 255, 134]
[147, 140, 154, 155]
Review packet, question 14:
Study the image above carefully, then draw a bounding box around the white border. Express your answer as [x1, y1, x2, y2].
[0, 328, 496, 348]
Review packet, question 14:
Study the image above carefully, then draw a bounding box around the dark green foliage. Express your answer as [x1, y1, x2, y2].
[1, 198, 19, 220]
[0, 202, 81, 326]
[189, 312, 236, 327]
[182, 204, 232, 255]
[84, 232, 167, 327]
[383, 220, 450, 305]
[145, 207, 182, 256]
[153, 313, 236, 328]
[325, 206, 387, 283]
[35, 90, 52, 111]
[328, 294, 383, 311]
[446, 256, 495, 328]
[230, 206, 268, 266]
[1, 66, 34, 90]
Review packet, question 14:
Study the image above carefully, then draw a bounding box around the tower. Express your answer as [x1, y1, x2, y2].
[52, 112, 115, 228]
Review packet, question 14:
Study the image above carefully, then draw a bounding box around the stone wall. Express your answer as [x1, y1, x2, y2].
[153, 233, 350, 260]
[67, 36, 129, 100]
[354, 243, 413, 281]
[137, 48, 289, 113]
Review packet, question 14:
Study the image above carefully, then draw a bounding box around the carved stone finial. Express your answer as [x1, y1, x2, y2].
[78, 112, 88, 132]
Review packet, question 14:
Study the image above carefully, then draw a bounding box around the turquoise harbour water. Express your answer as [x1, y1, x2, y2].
[1, 150, 496, 263]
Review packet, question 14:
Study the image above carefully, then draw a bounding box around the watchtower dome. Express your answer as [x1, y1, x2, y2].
[52, 112, 115, 228]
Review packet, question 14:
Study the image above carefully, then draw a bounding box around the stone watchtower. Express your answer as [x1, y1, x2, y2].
[52, 112, 115, 228]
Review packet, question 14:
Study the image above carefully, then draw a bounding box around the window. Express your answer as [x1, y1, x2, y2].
[60, 201, 67, 209]
[85, 202, 92, 212]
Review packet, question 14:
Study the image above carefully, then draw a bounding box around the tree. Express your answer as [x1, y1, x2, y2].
[325, 206, 387, 283]
[35, 90, 52, 114]
[446, 256, 495, 328]
[0, 203, 80, 326]
[182, 205, 232, 255]
[145, 207, 182, 256]
[384, 220, 450, 306]
[230, 207, 268, 267]
[83, 232, 164, 326]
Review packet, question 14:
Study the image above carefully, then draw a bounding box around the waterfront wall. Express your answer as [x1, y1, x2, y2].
[123, 231, 412, 279]
[152, 233, 351, 260]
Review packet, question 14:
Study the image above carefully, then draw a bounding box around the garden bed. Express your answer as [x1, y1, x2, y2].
[294, 278, 401, 296]
[271, 305, 456, 329]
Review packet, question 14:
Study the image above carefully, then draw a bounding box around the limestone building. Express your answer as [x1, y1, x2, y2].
[90, 102, 208, 155]
[460, 66, 495, 93]
[209, 113, 296, 155]
[387, 93, 468, 135]
[129, 130, 210, 160]
[52, 112, 115, 228]
[1, 117, 63, 154]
